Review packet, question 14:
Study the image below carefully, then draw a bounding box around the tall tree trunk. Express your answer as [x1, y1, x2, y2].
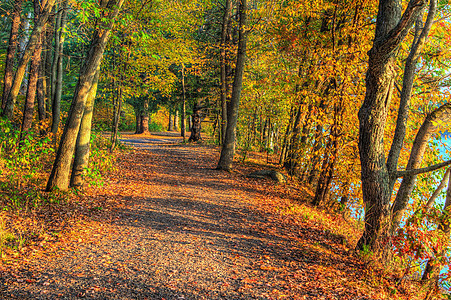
[181, 65, 186, 140]
[20, 0, 46, 138]
[220, 0, 233, 145]
[44, 10, 54, 116]
[2, 0, 24, 111]
[216, 0, 248, 171]
[110, 84, 122, 151]
[283, 104, 304, 176]
[174, 109, 179, 131]
[2, 0, 56, 119]
[70, 67, 100, 188]
[51, 0, 68, 134]
[356, 0, 426, 253]
[387, 1, 436, 192]
[46, 0, 124, 192]
[279, 107, 295, 165]
[391, 102, 451, 229]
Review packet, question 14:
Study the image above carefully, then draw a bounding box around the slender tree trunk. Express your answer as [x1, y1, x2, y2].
[46, 0, 124, 192]
[181, 65, 186, 140]
[174, 110, 179, 131]
[217, 0, 248, 171]
[387, 1, 436, 192]
[110, 84, 122, 151]
[2, 0, 56, 119]
[220, 0, 233, 145]
[391, 103, 451, 229]
[44, 10, 54, 116]
[51, 0, 68, 134]
[20, 0, 46, 138]
[284, 104, 304, 176]
[279, 107, 295, 165]
[70, 67, 100, 188]
[356, 0, 426, 253]
[2, 0, 24, 111]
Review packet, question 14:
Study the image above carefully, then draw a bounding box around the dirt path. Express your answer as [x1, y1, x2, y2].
[1, 133, 391, 299]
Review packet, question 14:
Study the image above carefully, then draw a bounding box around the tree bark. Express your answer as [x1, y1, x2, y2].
[386, 0, 436, 191]
[216, 0, 248, 171]
[174, 109, 179, 131]
[356, 0, 426, 253]
[20, 0, 46, 138]
[51, 0, 68, 134]
[46, 0, 124, 192]
[44, 9, 55, 116]
[2, 0, 24, 111]
[168, 112, 174, 131]
[188, 102, 202, 142]
[2, 0, 56, 119]
[391, 103, 451, 229]
[220, 0, 233, 145]
[135, 112, 142, 134]
[70, 67, 100, 188]
[181, 64, 186, 140]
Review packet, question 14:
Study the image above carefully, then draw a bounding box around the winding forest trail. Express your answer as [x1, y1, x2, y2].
[1, 133, 398, 299]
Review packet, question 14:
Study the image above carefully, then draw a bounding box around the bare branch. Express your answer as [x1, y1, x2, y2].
[396, 159, 451, 178]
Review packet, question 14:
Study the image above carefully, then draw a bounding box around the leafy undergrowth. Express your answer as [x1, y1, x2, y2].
[0, 129, 119, 269]
[0, 133, 428, 299]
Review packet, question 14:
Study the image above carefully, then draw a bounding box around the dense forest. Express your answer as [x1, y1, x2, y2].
[1, 0, 451, 298]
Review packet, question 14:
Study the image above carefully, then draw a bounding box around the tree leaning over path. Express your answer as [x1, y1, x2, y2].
[217, 0, 248, 171]
[46, 0, 125, 192]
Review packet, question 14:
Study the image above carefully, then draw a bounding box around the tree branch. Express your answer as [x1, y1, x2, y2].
[377, 0, 426, 54]
[396, 159, 451, 178]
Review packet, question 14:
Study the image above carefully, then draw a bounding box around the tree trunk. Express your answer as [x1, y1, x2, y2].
[140, 114, 149, 134]
[181, 65, 186, 140]
[135, 112, 142, 134]
[2, 0, 24, 111]
[216, 0, 248, 171]
[283, 104, 304, 176]
[387, 1, 436, 191]
[44, 10, 54, 116]
[391, 102, 451, 229]
[46, 0, 124, 192]
[70, 67, 100, 188]
[174, 109, 179, 131]
[168, 112, 174, 131]
[110, 84, 122, 151]
[51, 0, 68, 134]
[2, 0, 56, 119]
[220, 0, 232, 145]
[356, 0, 426, 253]
[20, 0, 46, 138]
[188, 102, 202, 142]
[279, 107, 295, 165]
